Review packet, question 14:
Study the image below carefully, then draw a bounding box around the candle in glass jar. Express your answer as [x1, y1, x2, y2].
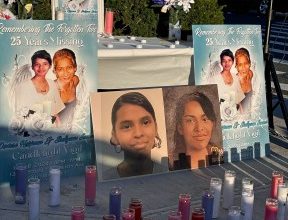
[103, 214, 116, 220]
[241, 188, 254, 220]
[191, 207, 205, 220]
[201, 190, 214, 220]
[71, 206, 85, 220]
[129, 198, 142, 220]
[56, 9, 64, 20]
[85, 165, 96, 206]
[285, 195, 288, 220]
[15, 163, 27, 204]
[121, 208, 135, 220]
[270, 170, 283, 198]
[223, 170, 236, 209]
[28, 178, 40, 220]
[227, 206, 241, 220]
[109, 187, 121, 220]
[242, 177, 253, 191]
[209, 177, 222, 218]
[168, 210, 182, 220]
[178, 193, 191, 220]
[104, 8, 114, 36]
[49, 166, 60, 206]
[264, 198, 278, 220]
[277, 183, 288, 220]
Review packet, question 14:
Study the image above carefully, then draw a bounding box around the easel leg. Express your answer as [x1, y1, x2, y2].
[264, 53, 274, 129]
[268, 55, 288, 131]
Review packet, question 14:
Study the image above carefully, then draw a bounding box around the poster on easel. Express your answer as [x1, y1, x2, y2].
[0, 19, 98, 183]
[56, 0, 97, 20]
[91, 84, 223, 181]
[192, 25, 270, 162]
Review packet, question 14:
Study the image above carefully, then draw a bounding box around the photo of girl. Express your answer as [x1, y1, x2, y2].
[8, 48, 89, 137]
[15, 50, 65, 124]
[235, 47, 254, 113]
[53, 48, 80, 126]
[91, 89, 169, 181]
[209, 49, 245, 115]
[163, 85, 223, 170]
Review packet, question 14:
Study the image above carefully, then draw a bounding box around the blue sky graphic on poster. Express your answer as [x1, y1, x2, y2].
[192, 25, 269, 162]
[0, 20, 97, 183]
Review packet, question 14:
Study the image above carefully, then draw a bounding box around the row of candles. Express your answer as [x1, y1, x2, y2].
[13, 163, 287, 220]
[104, 37, 180, 49]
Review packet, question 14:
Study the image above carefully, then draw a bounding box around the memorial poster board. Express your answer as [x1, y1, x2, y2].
[192, 25, 270, 162]
[91, 85, 223, 181]
[0, 20, 98, 183]
[57, 0, 97, 20]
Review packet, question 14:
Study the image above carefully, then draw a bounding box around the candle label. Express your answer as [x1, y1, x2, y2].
[0, 19, 98, 184]
[192, 25, 270, 162]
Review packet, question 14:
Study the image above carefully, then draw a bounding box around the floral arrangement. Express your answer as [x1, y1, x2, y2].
[161, 0, 194, 13]
[0, 0, 16, 19]
[9, 107, 55, 137]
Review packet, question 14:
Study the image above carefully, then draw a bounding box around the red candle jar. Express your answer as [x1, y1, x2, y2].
[129, 198, 142, 220]
[264, 198, 278, 220]
[104, 8, 114, 36]
[85, 165, 96, 206]
[270, 171, 283, 198]
[71, 206, 85, 220]
[191, 207, 205, 220]
[122, 208, 135, 220]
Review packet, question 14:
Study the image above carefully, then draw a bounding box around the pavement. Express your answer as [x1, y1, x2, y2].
[0, 134, 287, 219]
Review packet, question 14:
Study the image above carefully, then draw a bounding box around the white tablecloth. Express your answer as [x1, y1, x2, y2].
[98, 37, 194, 89]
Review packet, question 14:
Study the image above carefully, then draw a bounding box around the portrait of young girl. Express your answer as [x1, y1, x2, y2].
[91, 89, 169, 181]
[163, 85, 224, 170]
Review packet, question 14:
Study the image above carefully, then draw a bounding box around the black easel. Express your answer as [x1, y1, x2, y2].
[264, 0, 288, 131]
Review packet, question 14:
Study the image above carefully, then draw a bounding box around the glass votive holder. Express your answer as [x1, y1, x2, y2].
[191, 207, 205, 220]
[270, 170, 283, 198]
[202, 189, 214, 220]
[178, 193, 191, 220]
[15, 163, 27, 204]
[241, 188, 254, 220]
[71, 206, 85, 220]
[103, 214, 116, 220]
[85, 165, 96, 206]
[122, 208, 135, 220]
[28, 178, 40, 220]
[227, 206, 241, 220]
[129, 198, 142, 220]
[167, 210, 182, 220]
[210, 177, 222, 218]
[109, 186, 122, 220]
[49, 166, 61, 207]
[223, 170, 236, 209]
[264, 198, 278, 220]
[242, 177, 254, 191]
[104, 8, 114, 36]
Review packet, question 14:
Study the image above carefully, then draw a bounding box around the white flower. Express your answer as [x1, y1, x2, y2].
[9, 117, 25, 135]
[220, 101, 238, 122]
[161, 5, 170, 13]
[16, 107, 30, 118]
[24, 112, 52, 136]
[162, 0, 194, 13]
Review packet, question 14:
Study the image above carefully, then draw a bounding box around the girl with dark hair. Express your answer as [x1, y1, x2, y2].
[15, 50, 65, 120]
[53, 48, 79, 125]
[209, 49, 244, 107]
[109, 92, 162, 177]
[235, 47, 254, 113]
[173, 92, 223, 170]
